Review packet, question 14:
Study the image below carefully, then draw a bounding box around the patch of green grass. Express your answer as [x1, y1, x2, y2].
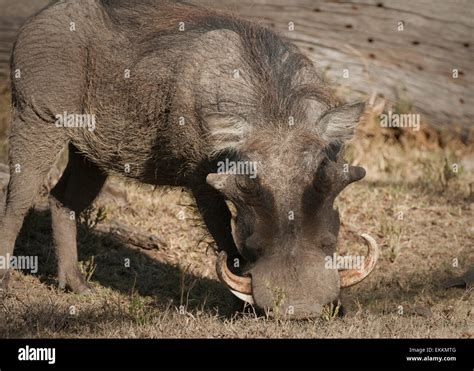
[418, 150, 463, 193]
[79, 255, 97, 282]
[321, 301, 342, 322]
[79, 205, 108, 230]
[379, 214, 404, 263]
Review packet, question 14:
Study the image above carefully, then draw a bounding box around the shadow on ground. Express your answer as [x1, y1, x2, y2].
[12, 208, 239, 316]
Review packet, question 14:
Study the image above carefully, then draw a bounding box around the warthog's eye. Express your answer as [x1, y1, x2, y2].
[233, 176, 274, 210]
[235, 175, 260, 196]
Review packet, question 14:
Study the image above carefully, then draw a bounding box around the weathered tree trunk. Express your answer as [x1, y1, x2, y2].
[0, 0, 472, 128]
[197, 0, 473, 129]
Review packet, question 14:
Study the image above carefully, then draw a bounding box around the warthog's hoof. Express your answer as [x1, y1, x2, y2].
[58, 269, 92, 294]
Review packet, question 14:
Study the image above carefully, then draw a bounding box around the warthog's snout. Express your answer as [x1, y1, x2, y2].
[216, 233, 379, 318]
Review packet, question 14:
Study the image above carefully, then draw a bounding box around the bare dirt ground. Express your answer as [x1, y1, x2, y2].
[0, 83, 472, 338]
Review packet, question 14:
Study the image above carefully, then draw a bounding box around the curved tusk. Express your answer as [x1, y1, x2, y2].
[229, 289, 254, 304]
[339, 233, 379, 288]
[216, 251, 254, 304]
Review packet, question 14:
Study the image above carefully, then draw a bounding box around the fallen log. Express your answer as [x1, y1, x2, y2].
[0, 0, 472, 129]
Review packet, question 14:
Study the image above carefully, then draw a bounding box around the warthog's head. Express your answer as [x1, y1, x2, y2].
[206, 102, 379, 318]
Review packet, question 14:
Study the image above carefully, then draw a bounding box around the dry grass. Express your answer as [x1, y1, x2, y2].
[0, 85, 472, 338]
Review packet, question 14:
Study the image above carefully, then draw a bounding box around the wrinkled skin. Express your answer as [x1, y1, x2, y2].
[0, 0, 366, 317]
[209, 126, 366, 316]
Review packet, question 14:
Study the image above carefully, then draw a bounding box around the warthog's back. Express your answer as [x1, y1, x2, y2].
[11, 0, 335, 186]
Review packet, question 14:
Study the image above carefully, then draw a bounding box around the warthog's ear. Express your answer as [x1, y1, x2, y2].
[317, 102, 366, 144]
[204, 113, 250, 153]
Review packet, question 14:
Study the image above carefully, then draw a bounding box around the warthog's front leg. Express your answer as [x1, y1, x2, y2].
[49, 145, 107, 293]
[192, 184, 240, 260]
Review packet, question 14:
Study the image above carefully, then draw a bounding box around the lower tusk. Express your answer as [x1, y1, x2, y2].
[229, 289, 255, 304]
[216, 251, 253, 303]
[339, 233, 379, 288]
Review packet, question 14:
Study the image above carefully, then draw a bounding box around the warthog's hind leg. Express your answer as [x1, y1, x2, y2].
[49, 144, 107, 293]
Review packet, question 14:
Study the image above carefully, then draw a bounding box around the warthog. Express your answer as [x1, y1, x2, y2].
[0, 0, 378, 318]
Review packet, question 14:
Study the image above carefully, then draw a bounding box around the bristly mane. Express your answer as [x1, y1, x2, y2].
[99, 0, 338, 125]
